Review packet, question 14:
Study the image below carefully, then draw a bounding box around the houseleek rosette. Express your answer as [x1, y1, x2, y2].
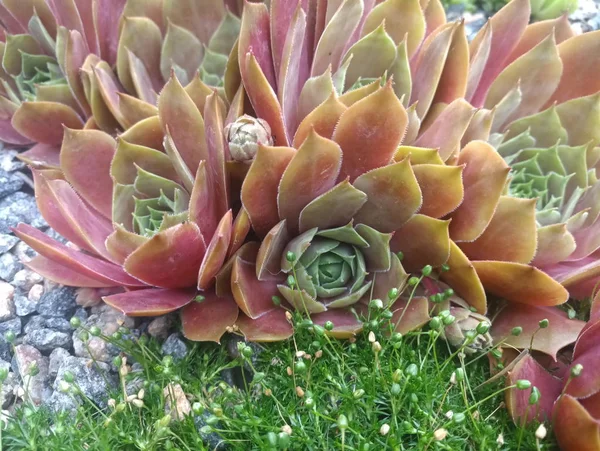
[13, 75, 253, 343]
[279, 223, 393, 314]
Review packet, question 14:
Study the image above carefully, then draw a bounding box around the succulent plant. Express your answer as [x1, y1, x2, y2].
[13, 75, 254, 343]
[530, 0, 577, 20]
[0, 0, 244, 169]
[496, 296, 600, 451]
[0, 0, 126, 152]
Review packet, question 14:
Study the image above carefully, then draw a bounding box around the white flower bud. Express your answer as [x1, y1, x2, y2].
[225, 115, 273, 162]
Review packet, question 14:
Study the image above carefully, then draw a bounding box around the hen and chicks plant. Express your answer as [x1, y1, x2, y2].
[3, 0, 600, 448]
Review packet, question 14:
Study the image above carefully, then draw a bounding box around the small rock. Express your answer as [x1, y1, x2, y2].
[0, 192, 47, 234]
[161, 333, 188, 361]
[12, 345, 49, 405]
[0, 342, 10, 361]
[0, 253, 21, 281]
[24, 329, 72, 353]
[163, 383, 191, 421]
[147, 315, 174, 339]
[0, 168, 25, 199]
[45, 357, 116, 412]
[13, 241, 36, 263]
[72, 308, 88, 323]
[0, 150, 25, 173]
[0, 234, 18, 254]
[24, 316, 72, 334]
[194, 413, 227, 450]
[0, 282, 15, 321]
[37, 286, 77, 318]
[48, 348, 71, 379]
[14, 294, 37, 317]
[73, 308, 136, 363]
[12, 269, 43, 292]
[75, 288, 104, 308]
[0, 371, 17, 408]
[0, 318, 21, 340]
[227, 335, 263, 371]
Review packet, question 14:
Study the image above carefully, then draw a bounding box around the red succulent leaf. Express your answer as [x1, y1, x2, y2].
[412, 163, 464, 219]
[449, 140, 510, 242]
[13, 223, 145, 287]
[473, 261, 569, 307]
[104, 288, 196, 316]
[353, 158, 422, 233]
[25, 255, 114, 288]
[439, 241, 487, 313]
[181, 292, 239, 343]
[232, 256, 282, 319]
[242, 145, 295, 237]
[163, 0, 226, 45]
[236, 308, 293, 342]
[334, 82, 407, 182]
[546, 30, 600, 106]
[256, 220, 289, 281]
[491, 305, 585, 359]
[390, 296, 431, 334]
[459, 196, 538, 264]
[198, 211, 233, 290]
[158, 75, 207, 177]
[294, 93, 347, 147]
[60, 128, 115, 219]
[469, 0, 530, 107]
[415, 99, 475, 161]
[12, 101, 84, 145]
[311, 309, 363, 339]
[391, 214, 451, 273]
[505, 353, 563, 423]
[554, 395, 600, 451]
[124, 222, 207, 289]
[278, 130, 342, 234]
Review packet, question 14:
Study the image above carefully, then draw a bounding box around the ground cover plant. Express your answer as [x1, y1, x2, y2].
[1, 299, 551, 450]
[0, 0, 598, 449]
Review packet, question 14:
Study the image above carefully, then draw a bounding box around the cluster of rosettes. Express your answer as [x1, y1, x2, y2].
[3, 1, 600, 447]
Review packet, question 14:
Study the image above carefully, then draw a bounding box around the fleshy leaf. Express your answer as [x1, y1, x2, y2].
[412, 164, 464, 218]
[12, 101, 83, 145]
[334, 82, 407, 182]
[181, 292, 239, 343]
[124, 222, 207, 289]
[104, 288, 195, 316]
[353, 158, 422, 233]
[472, 261, 569, 306]
[492, 305, 585, 359]
[278, 131, 342, 234]
[236, 308, 293, 342]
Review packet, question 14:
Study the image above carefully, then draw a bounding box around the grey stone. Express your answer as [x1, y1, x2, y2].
[37, 286, 77, 318]
[14, 294, 37, 317]
[0, 282, 15, 321]
[13, 241, 36, 263]
[0, 168, 25, 199]
[194, 413, 227, 450]
[72, 307, 136, 363]
[48, 348, 71, 379]
[11, 269, 43, 292]
[0, 234, 18, 254]
[0, 317, 21, 339]
[73, 308, 88, 323]
[0, 341, 10, 361]
[0, 192, 47, 234]
[1, 371, 17, 408]
[24, 316, 72, 334]
[0, 150, 25, 173]
[12, 344, 49, 405]
[161, 333, 188, 361]
[45, 357, 116, 412]
[24, 329, 72, 353]
[0, 253, 21, 281]
[226, 335, 263, 371]
[147, 315, 174, 339]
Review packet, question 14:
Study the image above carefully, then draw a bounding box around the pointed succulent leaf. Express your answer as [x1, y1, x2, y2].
[390, 296, 431, 334]
[293, 93, 347, 147]
[25, 255, 113, 288]
[353, 158, 422, 233]
[12, 101, 83, 145]
[492, 304, 584, 359]
[298, 180, 367, 234]
[181, 292, 239, 343]
[412, 164, 464, 218]
[256, 220, 289, 280]
[104, 288, 196, 316]
[334, 82, 407, 182]
[236, 309, 293, 342]
[197, 211, 233, 290]
[553, 395, 600, 451]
